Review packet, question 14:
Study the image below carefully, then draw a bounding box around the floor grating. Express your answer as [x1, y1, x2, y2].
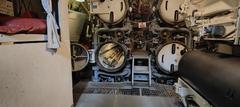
[74, 82, 183, 107]
[77, 82, 178, 97]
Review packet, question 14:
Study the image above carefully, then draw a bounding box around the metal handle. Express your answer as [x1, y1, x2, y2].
[121, 2, 123, 11]
[165, 1, 168, 10]
[174, 10, 179, 21]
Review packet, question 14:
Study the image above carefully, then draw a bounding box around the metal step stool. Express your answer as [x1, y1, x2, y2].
[131, 52, 152, 86]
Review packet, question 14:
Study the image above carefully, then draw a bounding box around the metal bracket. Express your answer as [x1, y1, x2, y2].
[234, 5, 240, 45]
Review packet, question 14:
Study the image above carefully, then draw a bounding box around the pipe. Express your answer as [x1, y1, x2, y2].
[151, 26, 193, 49]
[92, 24, 132, 49]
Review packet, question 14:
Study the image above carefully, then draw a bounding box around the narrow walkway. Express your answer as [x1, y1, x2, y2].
[76, 94, 179, 107]
[74, 82, 182, 107]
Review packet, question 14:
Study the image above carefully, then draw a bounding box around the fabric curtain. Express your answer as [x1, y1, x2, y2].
[41, 0, 60, 49]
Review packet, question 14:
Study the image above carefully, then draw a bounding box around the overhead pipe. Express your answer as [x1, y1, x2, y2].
[153, 27, 193, 49]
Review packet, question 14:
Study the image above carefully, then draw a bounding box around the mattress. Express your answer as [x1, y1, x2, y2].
[0, 17, 46, 34]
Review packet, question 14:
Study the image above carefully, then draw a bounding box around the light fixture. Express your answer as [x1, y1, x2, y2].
[76, 0, 85, 2]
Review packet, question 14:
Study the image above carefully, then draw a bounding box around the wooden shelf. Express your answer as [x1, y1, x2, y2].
[0, 34, 47, 43]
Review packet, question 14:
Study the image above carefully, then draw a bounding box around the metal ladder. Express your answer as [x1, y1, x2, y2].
[131, 52, 152, 86]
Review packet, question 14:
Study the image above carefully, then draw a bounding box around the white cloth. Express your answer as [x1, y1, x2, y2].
[41, 0, 60, 49]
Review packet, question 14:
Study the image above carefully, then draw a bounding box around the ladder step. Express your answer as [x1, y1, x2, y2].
[134, 71, 150, 74]
[133, 75, 149, 81]
[134, 66, 149, 71]
[132, 54, 152, 86]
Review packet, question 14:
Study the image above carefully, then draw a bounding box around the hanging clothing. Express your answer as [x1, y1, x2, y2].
[41, 0, 60, 49]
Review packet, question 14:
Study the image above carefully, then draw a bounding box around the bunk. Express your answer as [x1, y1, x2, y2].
[0, 0, 60, 49]
[0, 0, 73, 106]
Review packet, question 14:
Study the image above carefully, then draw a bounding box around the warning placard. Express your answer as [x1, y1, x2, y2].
[0, 0, 14, 16]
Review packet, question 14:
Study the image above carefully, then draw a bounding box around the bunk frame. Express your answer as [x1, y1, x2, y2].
[0, 0, 60, 49]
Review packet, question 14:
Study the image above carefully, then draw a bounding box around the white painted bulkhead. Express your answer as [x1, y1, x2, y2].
[0, 0, 73, 107]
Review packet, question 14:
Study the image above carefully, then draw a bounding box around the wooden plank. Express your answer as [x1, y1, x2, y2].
[0, 34, 47, 43]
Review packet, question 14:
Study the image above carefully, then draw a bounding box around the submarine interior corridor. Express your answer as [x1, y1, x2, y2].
[0, 0, 240, 107]
[69, 0, 240, 107]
